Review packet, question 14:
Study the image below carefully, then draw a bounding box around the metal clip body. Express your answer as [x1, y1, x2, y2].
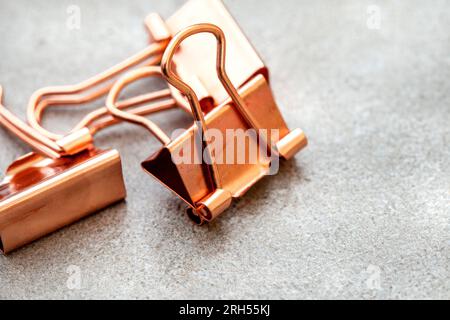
[0, 148, 125, 254]
[0, 68, 175, 253]
[0, 92, 127, 253]
[143, 75, 307, 224]
[157, 23, 307, 224]
[0, 3, 189, 252]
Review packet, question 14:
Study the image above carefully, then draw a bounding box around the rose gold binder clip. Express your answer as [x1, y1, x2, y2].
[0, 80, 180, 253]
[106, 21, 308, 224]
[0, 0, 206, 252]
[0, 9, 183, 253]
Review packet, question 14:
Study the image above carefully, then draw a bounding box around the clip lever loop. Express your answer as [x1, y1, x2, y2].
[0, 86, 63, 158]
[161, 24, 230, 191]
[160, 23, 275, 195]
[106, 66, 171, 145]
[27, 42, 166, 142]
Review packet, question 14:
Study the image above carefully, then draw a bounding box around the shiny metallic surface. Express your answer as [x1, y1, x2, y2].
[0, 149, 126, 254]
[142, 75, 307, 222]
[103, 5, 307, 224]
[0, 11, 177, 253]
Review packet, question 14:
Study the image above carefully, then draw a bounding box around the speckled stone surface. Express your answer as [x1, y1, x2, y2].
[0, 0, 448, 299]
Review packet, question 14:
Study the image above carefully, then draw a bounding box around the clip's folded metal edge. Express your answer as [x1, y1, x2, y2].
[0, 148, 126, 254]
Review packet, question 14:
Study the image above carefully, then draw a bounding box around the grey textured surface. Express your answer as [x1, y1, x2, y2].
[0, 0, 449, 300]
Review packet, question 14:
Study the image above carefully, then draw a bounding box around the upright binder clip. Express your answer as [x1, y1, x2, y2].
[0, 83, 176, 254]
[106, 24, 308, 225]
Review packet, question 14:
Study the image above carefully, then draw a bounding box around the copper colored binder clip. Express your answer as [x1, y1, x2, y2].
[0, 3, 187, 253]
[106, 24, 308, 225]
[0, 81, 176, 253]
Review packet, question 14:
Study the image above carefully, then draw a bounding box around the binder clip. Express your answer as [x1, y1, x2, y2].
[0, 0, 192, 253]
[0, 0, 210, 253]
[0, 82, 176, 254]
[106, 24, 308, 225]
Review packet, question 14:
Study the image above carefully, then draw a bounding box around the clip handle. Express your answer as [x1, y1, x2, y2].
[0, 86, 62, 158]
[160, 24, 275, 187]
[26, 13, 171, 142]
[161, 24, 230, 191]
[106, 66, 171, 145]
[76, 90, 176, 136]
[27, 44, 164, 142]
[162, 23, 266, 221]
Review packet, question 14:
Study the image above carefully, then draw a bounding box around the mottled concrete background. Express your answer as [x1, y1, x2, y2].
[0, 0, 448, 299]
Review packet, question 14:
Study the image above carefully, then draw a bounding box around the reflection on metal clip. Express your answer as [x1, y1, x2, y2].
[106, 24, 307, 225]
